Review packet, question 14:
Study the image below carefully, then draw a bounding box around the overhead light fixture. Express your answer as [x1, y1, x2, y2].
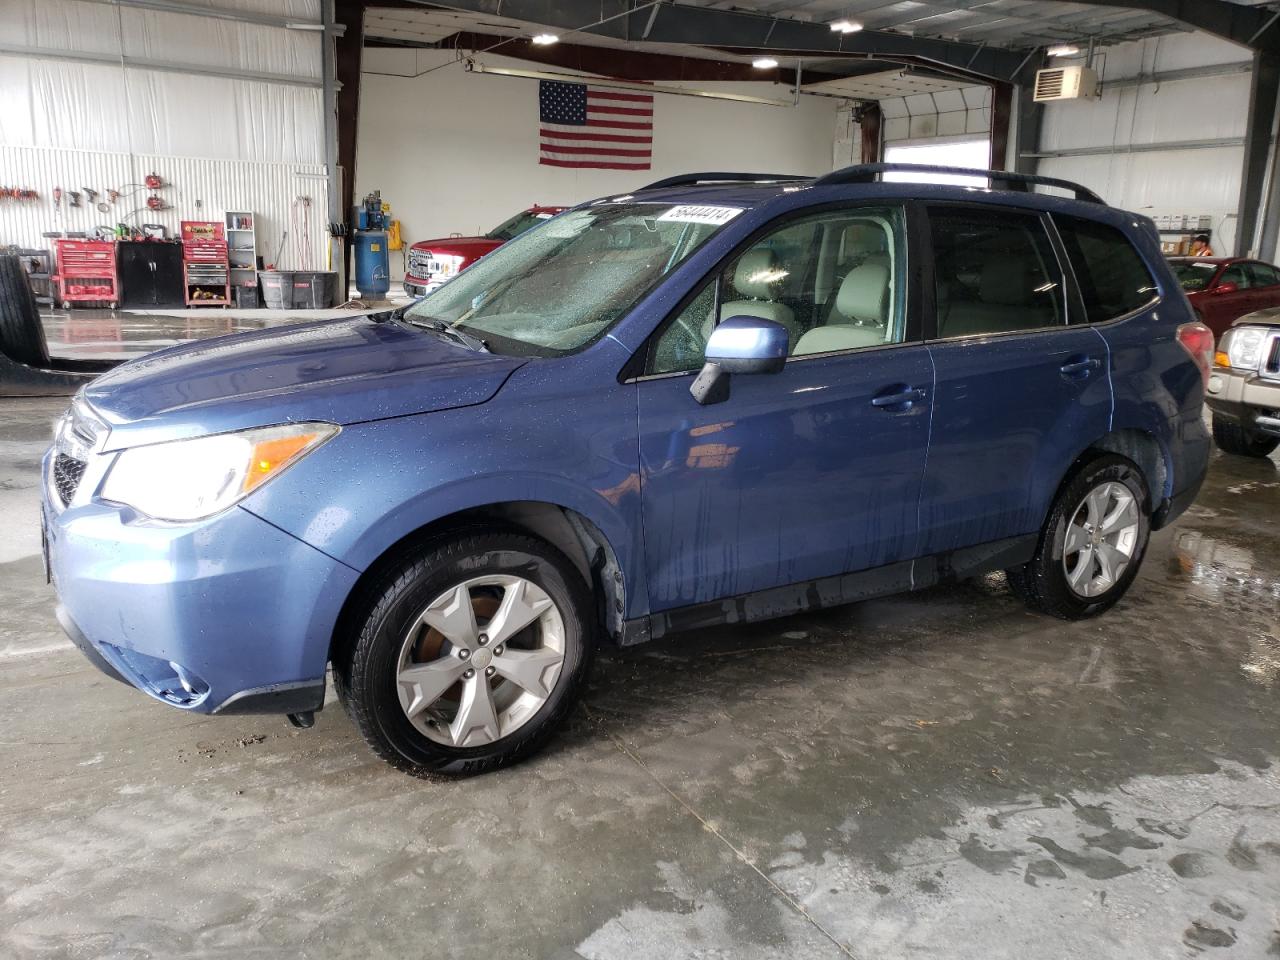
[829, 19, 864, 34]
[531, 33, 560, 45]
[753, 57, 779, 69]
[1047, 43, 1080, 56]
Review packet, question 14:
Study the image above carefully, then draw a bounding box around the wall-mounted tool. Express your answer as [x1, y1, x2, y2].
[53, 186, 62, 210]
[144, 172, 164, 189]
[68, 190, 82, 209]
[108, 189, 120, 205]
[83, 187, 99, 205]
[146, 195, 167, 211]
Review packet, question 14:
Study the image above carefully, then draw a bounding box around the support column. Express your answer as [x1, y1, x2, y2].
[321, 0, 341, 285]
[859, 103, 882, 164]
[989, 82, 1013, 171]
[334, 0, 364, 291]
[1235, 51, 1280, 257]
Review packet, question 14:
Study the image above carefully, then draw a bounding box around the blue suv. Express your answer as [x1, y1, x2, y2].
[42, 164, 1212, 775]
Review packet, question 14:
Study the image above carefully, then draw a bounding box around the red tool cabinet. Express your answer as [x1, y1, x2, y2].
[180, 221, 230, 306]
[52, 239, 119, 309]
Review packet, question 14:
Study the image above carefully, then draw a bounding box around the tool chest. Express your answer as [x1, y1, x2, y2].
[52, 239, 119, 308]
[180, 221, 230, 306]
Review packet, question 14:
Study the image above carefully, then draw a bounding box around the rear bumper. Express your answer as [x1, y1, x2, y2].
[44, 480, 359, 715]
[1205, 368, 1280, 436]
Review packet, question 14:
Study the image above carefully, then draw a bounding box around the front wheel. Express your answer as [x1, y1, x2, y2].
[1007, 454, 1151, 620]
[1213, 415, 1279, 458]
[336, 531, 594, 776]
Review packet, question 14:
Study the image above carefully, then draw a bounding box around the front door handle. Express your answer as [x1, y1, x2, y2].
[1060, 356, 1101, 378]
[871, 386, 927, 409]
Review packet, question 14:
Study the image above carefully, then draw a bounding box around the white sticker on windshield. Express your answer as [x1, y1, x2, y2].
[657, 205, 744, 226]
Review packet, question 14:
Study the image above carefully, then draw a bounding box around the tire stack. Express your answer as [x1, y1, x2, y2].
[0, 254, 52, 368]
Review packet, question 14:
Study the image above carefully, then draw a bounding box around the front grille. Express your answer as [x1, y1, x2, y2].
[1265, 333, 1280, 379]
[53, 453, 86, 507]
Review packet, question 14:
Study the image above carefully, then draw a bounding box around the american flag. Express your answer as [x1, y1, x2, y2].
[539, 79, 653, 170]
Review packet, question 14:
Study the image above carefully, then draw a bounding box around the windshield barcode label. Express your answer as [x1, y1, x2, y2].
[657, 205, 743, 225]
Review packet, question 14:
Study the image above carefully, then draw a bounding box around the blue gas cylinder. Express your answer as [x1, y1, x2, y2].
[353, 230, 390, 300]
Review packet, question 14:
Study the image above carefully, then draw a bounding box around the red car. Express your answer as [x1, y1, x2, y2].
[404, 205, 566, 297]
[1169, 256, 1280, 339]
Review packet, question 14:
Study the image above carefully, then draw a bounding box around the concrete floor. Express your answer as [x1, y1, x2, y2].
[1, 392, 1278, 959]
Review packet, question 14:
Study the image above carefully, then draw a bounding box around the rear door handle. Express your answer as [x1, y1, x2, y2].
[1060, 356, 1101, 378]
[871, 386, 927, 409]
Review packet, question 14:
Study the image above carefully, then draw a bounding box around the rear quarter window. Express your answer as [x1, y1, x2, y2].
[1054, 215, 1159, 323]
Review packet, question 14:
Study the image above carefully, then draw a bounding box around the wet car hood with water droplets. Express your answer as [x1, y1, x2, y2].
[83, 316, 527, 450]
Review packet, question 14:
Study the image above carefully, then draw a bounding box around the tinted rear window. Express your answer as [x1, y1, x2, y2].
[1054, 215, 1159, 323]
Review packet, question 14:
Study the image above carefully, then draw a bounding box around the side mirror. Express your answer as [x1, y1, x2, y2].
[1215, 281, 1239, 294]
[691, 316, 789, 405]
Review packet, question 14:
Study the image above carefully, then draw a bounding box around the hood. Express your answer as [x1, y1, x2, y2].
[1235, 306, 1280, 327]
[409, 236, 503, 261]
[85, 316, 525, 450]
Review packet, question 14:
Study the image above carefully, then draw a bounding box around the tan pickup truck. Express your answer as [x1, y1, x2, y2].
[1206, 311, 1280, 457]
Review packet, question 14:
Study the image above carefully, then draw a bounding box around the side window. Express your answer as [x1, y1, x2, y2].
[1219, 264, 1251, 290]
[1053, 215, 1159, 323]
[1246, 262, 1280, 288]
[928, 207, 1066, 338]
[648, 206, 907, 374]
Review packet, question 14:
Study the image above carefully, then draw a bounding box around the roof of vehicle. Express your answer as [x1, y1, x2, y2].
[619, 164, 1124, 222]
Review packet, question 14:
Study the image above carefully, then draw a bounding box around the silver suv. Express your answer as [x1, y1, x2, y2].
[1207, 311, 1280, 457]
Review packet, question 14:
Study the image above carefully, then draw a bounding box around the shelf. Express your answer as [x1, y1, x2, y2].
[1158, 228, 1212, 235]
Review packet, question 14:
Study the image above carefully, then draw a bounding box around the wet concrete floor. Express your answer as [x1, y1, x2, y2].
[1, 393, 1278, 959]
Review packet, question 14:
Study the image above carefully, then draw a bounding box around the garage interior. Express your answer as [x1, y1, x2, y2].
[2, 0, 1280, 957]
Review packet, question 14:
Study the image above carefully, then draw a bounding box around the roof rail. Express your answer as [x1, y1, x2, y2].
[638, 172, 811, 191]
[812, 163, 1105, 204]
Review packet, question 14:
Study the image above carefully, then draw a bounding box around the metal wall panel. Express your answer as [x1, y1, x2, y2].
[0, 144, 330, 272]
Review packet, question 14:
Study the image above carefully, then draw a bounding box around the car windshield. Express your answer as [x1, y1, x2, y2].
[1171, 260, 1219, 292]
[404, 203, 738, 356]
[486, 210, 556, 242]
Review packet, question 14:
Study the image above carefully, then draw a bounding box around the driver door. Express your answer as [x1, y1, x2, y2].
[634, 205, 935, 615]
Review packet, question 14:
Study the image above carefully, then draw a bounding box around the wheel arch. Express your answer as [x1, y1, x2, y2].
[1085, 428, 1169, 508]
[329, 499, 631, 671]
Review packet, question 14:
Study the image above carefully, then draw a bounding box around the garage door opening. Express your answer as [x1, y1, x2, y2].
[884, 138, 991, 184]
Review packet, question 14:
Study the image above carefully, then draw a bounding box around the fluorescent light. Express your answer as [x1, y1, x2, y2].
[753, 57, 779, 69]
[829, 19, 864, 33]
[1047, 43, 1080, 56]
[531, 33, 560, 45]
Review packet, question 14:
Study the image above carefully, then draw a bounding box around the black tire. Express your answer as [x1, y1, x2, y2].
[335, 530, 594, 777]
[0, 255, 51, 367]
[1212, 414, 1279, 458]
[1006, 454, 1151, 620]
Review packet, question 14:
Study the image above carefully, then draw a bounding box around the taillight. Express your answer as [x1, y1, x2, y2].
[1177, 321, 1214, 389]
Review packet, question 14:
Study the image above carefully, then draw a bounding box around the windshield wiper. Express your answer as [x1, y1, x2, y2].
[402, 316, 490, 353]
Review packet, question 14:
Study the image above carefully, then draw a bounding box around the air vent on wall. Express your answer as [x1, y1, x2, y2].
[1034, 65, 1099, 102]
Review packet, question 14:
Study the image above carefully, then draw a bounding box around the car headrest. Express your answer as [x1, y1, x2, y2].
[733, 249, 787, 300]
[836, 262, 889, 323]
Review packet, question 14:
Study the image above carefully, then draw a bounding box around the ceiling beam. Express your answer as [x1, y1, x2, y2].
[1061, 0, 1280, 51]
[395, 0, 1036, 81]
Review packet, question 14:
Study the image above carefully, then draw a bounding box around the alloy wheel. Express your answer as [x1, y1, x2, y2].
[395, 575, 566, 746]
[1062, 480, 1141, 599]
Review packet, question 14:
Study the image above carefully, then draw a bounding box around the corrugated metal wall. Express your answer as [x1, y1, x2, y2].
[1037, 34, 1251, 254]
[1, 145, 329, 270]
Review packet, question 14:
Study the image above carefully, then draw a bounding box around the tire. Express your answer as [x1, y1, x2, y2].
[1212, 414, 1279, 458]
[0, 255, 51, 367]
[335, 530, 594, 777]
[1006, 454, 1151, 620]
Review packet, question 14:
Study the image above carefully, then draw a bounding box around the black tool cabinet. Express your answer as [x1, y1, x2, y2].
[117, 240, 185, 308]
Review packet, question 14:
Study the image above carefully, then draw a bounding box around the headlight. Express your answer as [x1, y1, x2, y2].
[100, 422, 338, 521]
[1218, 326, 1268, 371]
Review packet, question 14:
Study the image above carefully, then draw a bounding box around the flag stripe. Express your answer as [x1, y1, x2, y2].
[587, 90, 654, 104]
[539, 79, 652, 170]
[540, 157, 652, 170]
[587, 104, 654, 118]
[540, 128, 652, 144]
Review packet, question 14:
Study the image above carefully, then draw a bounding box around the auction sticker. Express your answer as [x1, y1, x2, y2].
[657, 205, 744, 226]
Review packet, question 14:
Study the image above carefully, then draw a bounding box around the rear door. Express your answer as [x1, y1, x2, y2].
[918, 203, 1112, 555]
[1245, 261, 1280, 313]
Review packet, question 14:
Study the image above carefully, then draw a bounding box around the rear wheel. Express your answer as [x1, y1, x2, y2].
[1007, 455, 1151, 620]
[336, 531, 593, 776]
[0, 255, 51, 367]
[1212, 414, 1279, 458]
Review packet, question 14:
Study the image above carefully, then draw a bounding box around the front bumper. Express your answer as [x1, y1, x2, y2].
[1205, 368, 1280, 437]
[403, 273, 445, 298]
[43, 451, 360, 714]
